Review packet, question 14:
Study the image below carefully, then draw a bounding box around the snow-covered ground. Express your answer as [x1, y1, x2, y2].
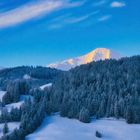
[26, 114, 140, 140]
[23, 74, 31, 80]
[0, 92, 32, 113]
[40, 83, 52, 90]
[0, 91, 6, 101]
[5, 101, 24, 112]
[0, 122, 20, 137]
[5, 95, 33, 112]
[0, 91, 26, 137]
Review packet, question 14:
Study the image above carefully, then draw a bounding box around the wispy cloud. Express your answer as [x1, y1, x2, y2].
[93, 0, 107, 7]
[64, 11, 100, 24]
[48, 10, 100, 29]
[110, 1, 126, 8]
[48, 23, 63, 30]
[98, 15, 111, 22]
[0, 0, 84, 28]
[65, 0, 86, 8]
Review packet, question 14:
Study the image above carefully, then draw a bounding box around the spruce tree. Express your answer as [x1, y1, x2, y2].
[3, 122, 9, 135]
[79, 107, 90, 123]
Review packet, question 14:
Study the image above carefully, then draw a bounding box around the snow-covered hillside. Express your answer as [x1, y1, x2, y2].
[48, 48, 121, 70]
[0, 91, 32, 114]
[0, 91, 6, 101]
[5, 95, 32, 112]
[0, 90, 31, 138]
[40, 83, 52, 90]
[0, 122, 20, 137]
[26, 114, 140, 140]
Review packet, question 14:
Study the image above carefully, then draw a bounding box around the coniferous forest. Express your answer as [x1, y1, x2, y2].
[0, 56, 140, 140]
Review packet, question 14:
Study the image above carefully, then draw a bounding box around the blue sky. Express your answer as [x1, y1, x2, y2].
[0, 0, 139, 67]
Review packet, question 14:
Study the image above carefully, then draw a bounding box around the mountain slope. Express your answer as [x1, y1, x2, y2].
[0, 67, 4, 70]
[48, 48, 121, 71]
[26, 114, 140, 140]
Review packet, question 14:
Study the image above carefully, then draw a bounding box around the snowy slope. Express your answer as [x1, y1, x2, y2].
[0, 91, 6, 101]
[48, 48, 121, 71]
[40, 83, 52, 90]
[1, 95, 32, 113]
[26, 115, 140, 140]
[0, 122, 20, 137]
[23, 74, 31, 80]
[5, 101, 24, 112]
[6, 95, 32, 111]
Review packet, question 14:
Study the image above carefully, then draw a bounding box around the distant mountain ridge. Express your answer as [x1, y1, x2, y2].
[0, 67, 4, 70]
[48, 48, 121, 70]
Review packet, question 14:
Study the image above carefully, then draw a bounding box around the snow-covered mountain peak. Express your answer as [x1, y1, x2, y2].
[48, 48, 121, 71]
[83, 48, 110, 63]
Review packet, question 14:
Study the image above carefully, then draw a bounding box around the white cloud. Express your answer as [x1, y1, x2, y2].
[110, 1, 126, 8]
[0, 0, 84, 28]
[98, 15, 111, 22]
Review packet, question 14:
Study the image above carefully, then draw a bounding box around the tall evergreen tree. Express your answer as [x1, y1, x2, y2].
[3, 122, 9, 135]
[79, 107, 90, 123]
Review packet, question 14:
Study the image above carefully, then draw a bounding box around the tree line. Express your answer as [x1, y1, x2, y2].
[0, 56, 140, 140]
[48, 56, 140, 123]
